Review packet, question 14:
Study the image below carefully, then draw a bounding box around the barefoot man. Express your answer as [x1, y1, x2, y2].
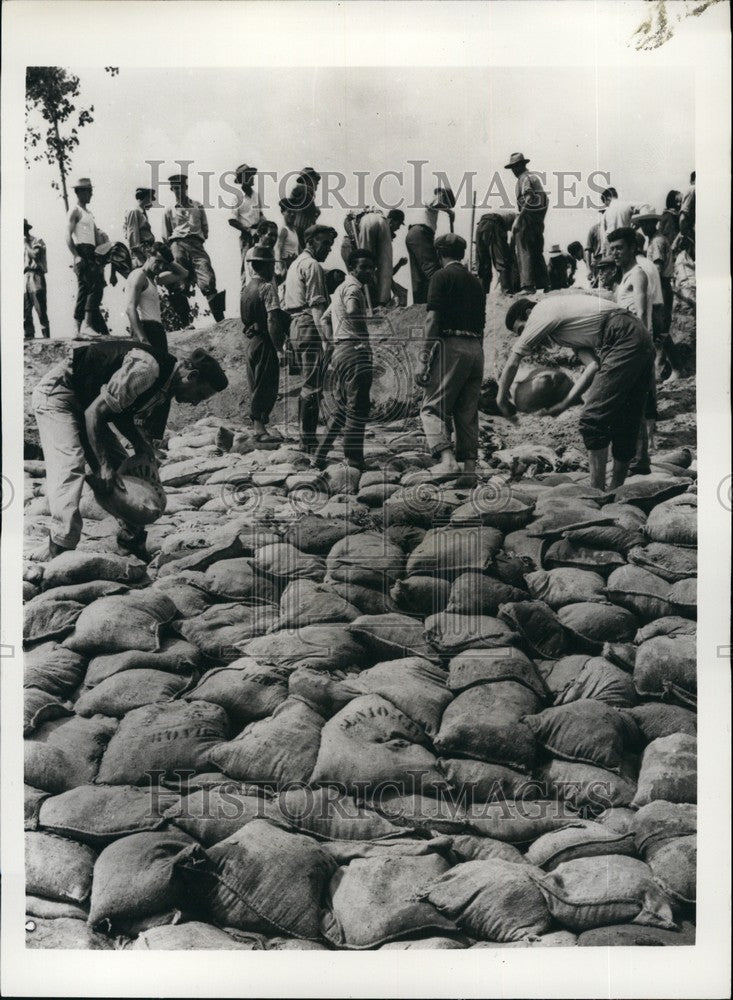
[497, 294, 654, 491]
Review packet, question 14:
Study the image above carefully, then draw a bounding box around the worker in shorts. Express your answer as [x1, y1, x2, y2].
[282, 224, 336, 452]
[414, 233, 486, 484]
[497, 294, 653, 491]
[30, 342, 228, 561]
[163, 172, 225, 322]
[241, 245, 286, 444]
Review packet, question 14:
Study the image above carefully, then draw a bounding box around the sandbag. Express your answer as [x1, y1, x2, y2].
[450, 491, 535, 532]
[25, 917, 113, 950]
[600, 502, 649, 530]
[25, 785, 50, 831]
[608, 477, 689, 512]
[448, 834, 526, 865]
[562, 525, 644, 556]
[149, 575, 213, 618]
[513, 367, 573, 413]
[628, 543, 697, 583]
[577, 922, 696, 947]
[498, 600, 567, 660]
[382, 484, 456, 529]
[84, 638, 203, 688]
[330, 580, 399, 616]
[605, 566, 676, 621]
[322, 854, 455, 949]
[525, 821, 636, 870]
[131, 921, 257, 950]
[176, 819, 336, 939]
[595, 807, 637, 834]
[550, 656, 637, 707]
[434, 681, 539, 772]
[24, 687, 72, 736]
[24, 599, 85, 644]
[278, 579, 360, 629]
[271, 787, 409, 842]
[27, 579, 129, 606]
[165, 784, 275, 845]
[88, 464, 166, 527]
[176, 602, 279, 662]
[96, 700, 229, 785]
[25, 831, 96, 904]
[539, 758, 638, 810]
[438, 759, 536, 804]
[420, 859, 552, 942]
[468, 799, 580, 843]
[347, 613, 437, 661]
[88, 830, 195, 928]
[645, 494, 697, 547]
[669, 578, 696, 619]
[41, 551, 147, 590]
[423, 613, 517, 656]
[243, 625, 365, 672]
[630, 801, 697, 855]
[390, 575, 451, 616]
[646, 836, 697, 904]
[502, 530, 544, 572]
[630, 703, 697, 744]
[447, 647, 547, 699]
[26, 714, 118, 790]
[385, 523, 427, 554]
[285, 514, 352, 555]
[199, 558, 275, 603]
[530, 855, 675, 931]
[75, 668, 193, 718]
[523, 701, 640, 773]
[634, 635, 696, 706]
[338, 657, 451, 737]
[406, 526, 503, 578]
[542, 539, 625, 576]
[38, 785, 179, 845]
[310, 694, 445, 794]
[253, 542, 326, 581]
[327, 531, 405, 583]
[208, 698, 324, 785]
[63, 591, 177, 656]
[445, 573, 527, 616]
[525, 568, 606, 610]
[557, 602, 638, 653]
[184, 658, 290, 725]
[632, 734, 697, 807]
[634, 616, 696, 643]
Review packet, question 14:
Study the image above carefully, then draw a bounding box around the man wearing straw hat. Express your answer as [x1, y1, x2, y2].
[228, 162, 266, 274]
[24, 219, 50, 339]
[66, 176, 109, 336]
[163, 171, 225, 322]
[504, 152, 549, 294]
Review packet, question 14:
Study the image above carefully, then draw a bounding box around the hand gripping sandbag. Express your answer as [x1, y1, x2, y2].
[87, 454, 166, 527]
[512, 367, 573, 414]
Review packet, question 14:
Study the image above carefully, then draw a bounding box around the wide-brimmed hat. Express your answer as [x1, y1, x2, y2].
[24, 219, 32, 231]
[73, 176, 93, 189]
[548, 244, 563, 256]
[504, 152, 530, 169]
[632, 204, 661, 224]
[235, 163, 257, 180]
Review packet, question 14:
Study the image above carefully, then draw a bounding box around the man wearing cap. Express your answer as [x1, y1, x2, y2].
[240, 245, 286, 444]
[163, 173, 225, 323]
[505, 153, 549, 295]
[288, 167, 322, 249]
[228, 164, 266, 274]
[497, 294, 653, 491]
[312, 249, 376, 471]
[405, 186, 456, 305]
[24, 219, 50, 339]
[282, 223, 336, 452]
[124, 187, 156, 266]
[474, 210, 517, 295]
[30, 338, 228, 561]
[66, 177, 109, 336]
[414, 232, 486, 482]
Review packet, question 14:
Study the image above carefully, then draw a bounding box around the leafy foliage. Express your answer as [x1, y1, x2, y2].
[25, 67, 95, 211]
[630, 0, 723, 51]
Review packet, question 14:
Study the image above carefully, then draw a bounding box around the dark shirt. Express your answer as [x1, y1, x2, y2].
[240, 274, 278, 339]
[427, 261, 486, 335]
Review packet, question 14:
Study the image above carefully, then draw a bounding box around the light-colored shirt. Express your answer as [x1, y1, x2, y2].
[164, 200, 208, 242]
[570, 259, 592, 290]
[276, 225, 299, 266]
[330, 274, 369, 343]
[515, 172, 548, 213]
[100, 349, 160, 413]
[124, 206, 154, 250]
[512, 294, 622, 357]
[129, 268, 162, 324]
[601, 199, 636, 243]
[231, 189, 264, 231]
[24, 236, 47, 274]
[648, 233, 674, 279]
[282, 249, 328, 311]
[70, 205, 96, 247]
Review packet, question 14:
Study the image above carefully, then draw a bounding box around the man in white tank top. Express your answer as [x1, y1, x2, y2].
[66, 176, 109, 336]
[126, 242, 188, 356]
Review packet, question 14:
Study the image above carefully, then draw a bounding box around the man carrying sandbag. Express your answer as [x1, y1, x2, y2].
[497, 294, 653, 491]
[414, 233, 486, 484]
[30, 342, 228, 561]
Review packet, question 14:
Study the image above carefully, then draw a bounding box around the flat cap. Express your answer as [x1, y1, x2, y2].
[304, 224, 337, 242]
[434, 232, 467, 256]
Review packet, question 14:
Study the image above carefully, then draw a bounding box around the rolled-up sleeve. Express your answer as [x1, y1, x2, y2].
[302, 258, 328, 308]
[512, 307, 556, 357]
[100, 351, 159, 412]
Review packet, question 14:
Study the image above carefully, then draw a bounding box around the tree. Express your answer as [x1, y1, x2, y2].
[630, 0, 724, 51]
[25, 67, 95, 212]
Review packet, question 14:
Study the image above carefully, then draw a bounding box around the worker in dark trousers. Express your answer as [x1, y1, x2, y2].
[241, 245, 286, 444]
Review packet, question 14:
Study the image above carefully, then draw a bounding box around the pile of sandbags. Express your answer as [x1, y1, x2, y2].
[22, 414, 698, 950]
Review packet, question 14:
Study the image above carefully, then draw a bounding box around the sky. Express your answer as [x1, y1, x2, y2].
[25, 63, 694, 337]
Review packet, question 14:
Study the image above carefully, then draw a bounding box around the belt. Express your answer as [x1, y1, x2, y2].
[286, 307, 310, 316]
[442, 329, 482, 339]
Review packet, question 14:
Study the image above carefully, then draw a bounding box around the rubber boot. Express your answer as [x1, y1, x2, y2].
[208, 290, 226, 323]
[299, 394, 320, 453]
